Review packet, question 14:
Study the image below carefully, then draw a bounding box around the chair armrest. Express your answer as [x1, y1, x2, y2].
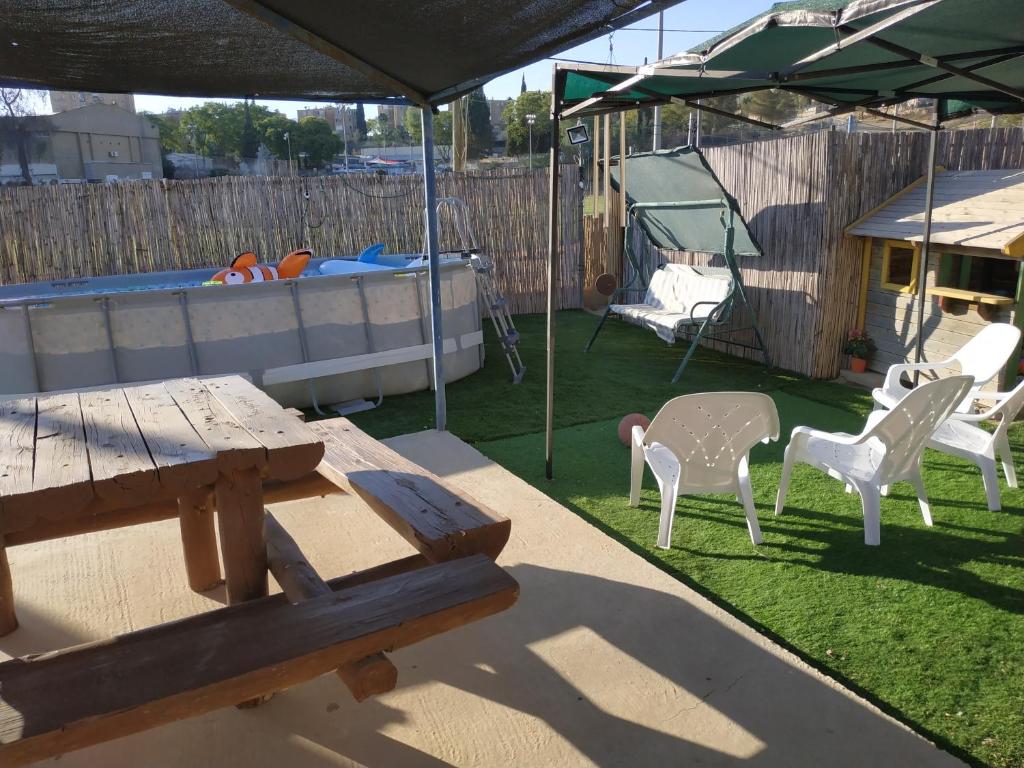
[951, 390, 1015, 422]
[790, 424, 864, 447]
[689, 298, 729, 325]
[881, 361, 947, 391]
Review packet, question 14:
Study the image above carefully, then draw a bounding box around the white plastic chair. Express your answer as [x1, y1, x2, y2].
[926, 379, 1024, 511]
[776, 375, 973, 545]
[872, 323, 1020, 414]
[629, 392, 780, 549]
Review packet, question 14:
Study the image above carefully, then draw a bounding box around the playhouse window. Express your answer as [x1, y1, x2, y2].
[880, 241, 919, 292]
[937, 252, 1019, 299]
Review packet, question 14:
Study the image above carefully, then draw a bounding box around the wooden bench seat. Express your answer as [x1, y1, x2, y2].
[0, 554, 518, 767]
[310, 419, 511, 562]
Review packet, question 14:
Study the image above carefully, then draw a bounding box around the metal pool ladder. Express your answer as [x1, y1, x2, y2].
[436, 197, 526, 384]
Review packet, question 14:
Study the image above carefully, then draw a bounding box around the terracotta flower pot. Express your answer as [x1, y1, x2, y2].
[850, 357, 868, 373]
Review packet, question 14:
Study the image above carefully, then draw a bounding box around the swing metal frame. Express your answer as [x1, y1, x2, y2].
[584, 197, 771, 383]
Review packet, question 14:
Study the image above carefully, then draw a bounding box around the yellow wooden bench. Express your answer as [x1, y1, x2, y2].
[0, 554, 517, 767]
[310, 418, 512, 563]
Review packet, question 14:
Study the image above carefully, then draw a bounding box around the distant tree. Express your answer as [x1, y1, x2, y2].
[405, 108, 453, 160]
[504, 91, 551, 158]
[658, 101, 694, 146]
[367, 112, 406, 146]
[240, 98, 259, 160]
[140, 110, 186, 153]
[0, 89, 42, 184]
[258, 112, 298, 159]
[177, 102, 244, 157]
[740, 90, 807, 124]
[466, 88, 492, 159]
[355, 103, 368, 141]
[294, 116, 341, 168]
[694, 94, 743, 136]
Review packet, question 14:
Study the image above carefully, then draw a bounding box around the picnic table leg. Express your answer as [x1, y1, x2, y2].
[215, 467, 268, 605]
[178, 490, 222, 592]
[0, 537, 17, 636]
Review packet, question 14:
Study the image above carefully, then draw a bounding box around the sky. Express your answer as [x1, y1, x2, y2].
[132, 0, 774, 118]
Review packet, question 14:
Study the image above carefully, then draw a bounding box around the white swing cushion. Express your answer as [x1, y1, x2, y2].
[610, 264, 732, 344]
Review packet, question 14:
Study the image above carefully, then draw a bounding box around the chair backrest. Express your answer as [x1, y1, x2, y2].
[950, 323, 1021, 386]
[868, 375, 974, 482]
[643, 392, 779, 490]
[643, 264, 732, 317]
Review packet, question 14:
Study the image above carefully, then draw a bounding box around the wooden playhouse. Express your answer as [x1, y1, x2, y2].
[846, 168, 1024, 387]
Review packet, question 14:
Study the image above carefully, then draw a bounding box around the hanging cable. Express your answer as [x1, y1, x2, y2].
[298, 177, 326, 231]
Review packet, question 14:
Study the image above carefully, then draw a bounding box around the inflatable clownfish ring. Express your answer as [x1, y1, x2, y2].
[210, 249, 312, 285]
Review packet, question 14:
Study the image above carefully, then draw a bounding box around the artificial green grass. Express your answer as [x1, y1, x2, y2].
[349, 310, 824, 441]
[349, 311, 1024, 767]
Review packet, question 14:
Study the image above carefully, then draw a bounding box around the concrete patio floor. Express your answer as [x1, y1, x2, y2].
[3, 429, 963, 767]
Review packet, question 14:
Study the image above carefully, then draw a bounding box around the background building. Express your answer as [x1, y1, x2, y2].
[50, 91, 136, 114]
[488, 98, 511, 148]
[47, 103, 162, 180]
[296, 106, 359, 138]
[378, 104, 410, 130]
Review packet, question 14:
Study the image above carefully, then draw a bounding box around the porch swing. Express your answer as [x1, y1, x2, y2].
[584, 146, 771, 383]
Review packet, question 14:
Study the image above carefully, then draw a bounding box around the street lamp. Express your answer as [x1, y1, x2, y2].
[284, 130, 293, 175]
[526, 113, 536, 169]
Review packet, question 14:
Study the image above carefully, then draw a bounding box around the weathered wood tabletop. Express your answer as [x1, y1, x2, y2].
[0, 375, 324, 634]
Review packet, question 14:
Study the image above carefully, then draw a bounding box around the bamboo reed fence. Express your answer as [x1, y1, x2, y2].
[0, 166, 583, 315]
[617, 126, 1024, 378]
[6, 128, 1023, 378]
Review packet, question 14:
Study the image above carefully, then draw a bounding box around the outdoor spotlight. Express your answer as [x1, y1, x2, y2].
[566, 123, 590, 145]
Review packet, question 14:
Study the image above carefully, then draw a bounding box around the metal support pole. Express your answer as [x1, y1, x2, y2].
[652, 10, 664, 151]
[421, 108, 447, 431]
[21, 305, 40, 392]
[545, 68, 561, 480]
[913, 107, 940, 381]
[98, 297, 119, 383]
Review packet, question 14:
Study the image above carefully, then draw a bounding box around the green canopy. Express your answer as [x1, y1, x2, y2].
[609, 147, 760, 256]
[560, 0, 1024, 123]
[544, 0, 1024, 478]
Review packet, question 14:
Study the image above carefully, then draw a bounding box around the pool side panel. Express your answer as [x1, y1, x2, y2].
[0, 262, 483, 408]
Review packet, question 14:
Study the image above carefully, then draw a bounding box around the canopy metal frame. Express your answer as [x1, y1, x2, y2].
[544, 5, 1024, 476]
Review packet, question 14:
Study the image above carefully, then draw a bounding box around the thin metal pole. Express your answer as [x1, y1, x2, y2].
[695, 100, 702, 147]
[652, 10, 664, 151]
[913, 104, 940, 380]
[341, 107, 350, 170]
[421, 108, 447, 431]
[545, 67, 561, 480]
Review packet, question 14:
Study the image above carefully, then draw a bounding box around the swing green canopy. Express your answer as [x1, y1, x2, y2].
[609, 147, 761, 256]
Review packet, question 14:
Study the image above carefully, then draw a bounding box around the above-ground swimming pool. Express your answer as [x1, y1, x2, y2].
[0, 256, 484, 408]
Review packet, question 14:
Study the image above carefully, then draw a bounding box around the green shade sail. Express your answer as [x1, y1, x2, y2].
[609, 147, 760, 256]
[560, 0, 1024, 121]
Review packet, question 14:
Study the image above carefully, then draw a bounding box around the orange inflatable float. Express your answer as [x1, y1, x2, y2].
[210, 248, 312, 285]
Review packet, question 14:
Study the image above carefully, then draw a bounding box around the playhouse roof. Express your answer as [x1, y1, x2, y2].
[845, 168, 1024, 256]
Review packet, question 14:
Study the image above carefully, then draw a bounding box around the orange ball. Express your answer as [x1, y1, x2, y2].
[618, 413, 651, 446]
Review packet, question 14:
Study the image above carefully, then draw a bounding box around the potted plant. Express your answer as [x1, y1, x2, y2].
[844, 329, 875, 373]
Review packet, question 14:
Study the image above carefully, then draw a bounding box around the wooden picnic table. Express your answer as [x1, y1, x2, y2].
[0, 375, 324, 634]
[0, 388, 516, 765]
